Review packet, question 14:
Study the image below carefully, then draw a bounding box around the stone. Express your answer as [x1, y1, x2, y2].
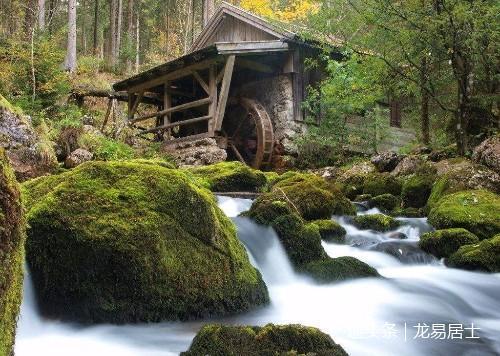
[387, 232, 408, 240]
[447, 234, 500, 272]
[23, 161, 268, 323]
[163, 137, 227, 167]
[419, 228, 479, 258]
[64, 148, 94, 168]
[428, 145, 457, 162]
[299, 256, 379, 283]
[391, 155, 428, 176]
[368, 193, 400, 211]
[370, 151, 405, 172]
[401, 174, 434, 208]
[472, 135, 500, 174]
[352, 213, 400, 232]
[363, 173, 402, 197]
[309, 219, 346, 243]
[181, 324, 348, 356]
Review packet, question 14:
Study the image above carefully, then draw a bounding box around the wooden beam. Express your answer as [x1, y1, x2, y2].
[127, 57, 223, 93]
[161, 132, 212, 145]
[163, 82, 172, 138]
[208, 64, 218, 135]
[130, 97, 212, 123]
[129, 90, 144, 120]
[236, 57, 274, 73]
[215, 41, 289, 55]
[139, 115, 212, 134]
[214, 55, 235, 131]
[191, 71, 209, 94]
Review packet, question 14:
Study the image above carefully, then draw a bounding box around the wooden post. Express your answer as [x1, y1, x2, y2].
[163, 82, 172, 138]
[214, 55, 235, 131]
[208, 64, 217, 135]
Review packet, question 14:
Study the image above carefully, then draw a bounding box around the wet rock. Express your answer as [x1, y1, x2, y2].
[371, 151, 405, 172]
[371, 241, 437, 264]
[369, 193, 400, 211]
[299, 256, 379, 283]
[64, 148, 93, 168]
[336, 161, 375, 199]
[363, 173, 402, 197]
[182, 323, 348, 356]
[447, 234, 500, 272]
[353, 213, 400, 232]
[387, 232, 408, 240]
[472, 135, 500, 174]
[419, 228, 479, 258]
[401, 174, 434, 208]
[163, 137, 227, 167]
[309, 219, 346, 243]
[391, 155, 429, 176]
[428, 145, 457, 162]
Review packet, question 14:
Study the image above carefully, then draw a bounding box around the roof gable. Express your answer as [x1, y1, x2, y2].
[190, 2, 296, 52]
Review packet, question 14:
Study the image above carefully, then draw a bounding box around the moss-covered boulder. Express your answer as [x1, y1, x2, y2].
[363, 173, 402, 197]
[368, 194, 400, 212]
[23, 161, 268, 323]
[401, 174, 434, 208]
[447, 234, 500, 272]
[0, 149, 25, 356]
[187, 161, 267, 192]
[353, 214, 400, 232]
[419, 228, 479, 258]
[309, 219, 346, 243]
[428, 190, 500, 240]
[299, 257, 379, 283]
[181, 323, 348, 356]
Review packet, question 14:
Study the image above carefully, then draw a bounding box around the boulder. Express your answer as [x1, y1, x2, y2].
[181, 323, 348, 356]
[363, 173, 402, 197]
[309, 219, 346, 243]
[0, 149, 25, 356]
[427, 162, 500, 209]
[187, 161, 267, 192]
[353, 214, 400, 232]
[419, 228, 479, 258]
[428, 190, 500, 240]
[368, 193, 400, 212]
[164, 137, 227, 167]
[401, 174, 434, 208]
[428, 144, 457, 162]
[370, 151, 405, 172]
[299, 256, 379, 283]
[64, 148, 94, 168]
[447, 234, 500, 272]
[23, 161, 268, 323]
[0, 95, 57, 181]
[336, 161, 375, 199]
[387, 232, 408, 240]
[472, 135, 500, 174]
[391, 155, 428, 176]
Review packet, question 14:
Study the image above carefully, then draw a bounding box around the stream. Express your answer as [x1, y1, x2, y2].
[15, 196, 500, 356]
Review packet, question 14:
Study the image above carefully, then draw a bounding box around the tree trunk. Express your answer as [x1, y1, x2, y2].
[64, 0, 77, 73]
[38, 0, 45, 30]
[24, 0, 36, 39]
[202, 0, 215, 27]
[110, 0, 117, 67]
[93, 0, 99, 54]
[126, 0, 134, 72]
[116, 0, 123, 64]
[81, 0, 87, 54]
[135, 11, 140, 73]
[420, 57, 430, 145]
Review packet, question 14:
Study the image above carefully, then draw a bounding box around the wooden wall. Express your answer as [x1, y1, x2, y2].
[206, 16, 277, 44]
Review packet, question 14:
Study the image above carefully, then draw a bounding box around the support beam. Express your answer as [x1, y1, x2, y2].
[208, 64, 217, 135]
[214, 55, 235, 131]
[129, 90, 144, 120]
[191, 71, 209, 94]
[141, 115, 211, 134]
[163, 82, 172, 138]
[130, 97, 212, 123]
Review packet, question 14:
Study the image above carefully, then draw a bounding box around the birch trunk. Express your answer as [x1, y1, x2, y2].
[64, 0, 77, 73]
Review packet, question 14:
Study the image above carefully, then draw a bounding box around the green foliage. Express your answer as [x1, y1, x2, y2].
[447, 234, 500, 272]
[0, 149, 25, 356]
[23, 160, 268, 323]
[353, 213, 400, 232]
[78, 133, 135, 161]
[419, 228, 479, 259]
[181, 323, 349, 356]
[428, 190, 500, 240]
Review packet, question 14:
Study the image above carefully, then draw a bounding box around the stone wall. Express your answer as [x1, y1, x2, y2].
[236, 74, 305, 155]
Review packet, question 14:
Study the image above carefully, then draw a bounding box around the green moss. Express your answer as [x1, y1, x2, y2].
[419, 228, 479, 258]
[181, 323, 348, 356]
[363, 173, 402, 197]
[0, 94, 23, 116]
[354, 194, 373, 202]
[299, 257, 379, 284]
[353, 214, 400, 232]
[401, 174, 434, 208]
[308, 220, 346, 243]
[126, 158, 176, 169]
[187, 161, 267, 192]
[369, 194, 400, 211]
[391, 207, 425, 218]
[0, 149, 25, 356]
[78, 132, 135, 161]
[271, 214, 326, 266]
[24, 160, 268, 323]
[243, 200, 294, 226]
[428, 190, 500, 240]
[447, 234, 500, 272]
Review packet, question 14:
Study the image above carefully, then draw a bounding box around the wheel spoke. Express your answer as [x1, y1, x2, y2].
[230, 143, 246, 164]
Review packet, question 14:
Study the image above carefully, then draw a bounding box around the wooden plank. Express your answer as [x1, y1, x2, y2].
[126, 57, 223, 93]
[236, 57, 274, 73]
[139, 115, 212, 134]
[215, 41, 289, 54]
[191, 70, 209, 94]
[129, 90, 144, 120]
[161, 132, 212, 145]
[208, 64, 218, 135]
[130, 97, 212, 123]
[163, 82, 172, 138]
[214, 55, 235, 131]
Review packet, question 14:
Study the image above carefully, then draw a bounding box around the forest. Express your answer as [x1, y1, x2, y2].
[0, 0, 499, 356]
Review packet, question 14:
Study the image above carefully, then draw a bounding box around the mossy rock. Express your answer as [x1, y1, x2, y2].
[299, 257, 379, 284]
[181, 323, 348, 356]
[447, 234, 500, 272]
[391, 207, 425, 218]
[187, 161, 267, 192]
[309, 220, 346, 243]
[419, 228, 479, 258]
[401, 174, 434, 208]
[428, 190, 500, 240]
[354, 194, 372, 202]
[352, 214, 400, 232]
[368, 194, 400, 211]
[242, 200, 295, 226]
[0, 149, 25, 356]
[363, 173, 402, 197]
[271, 214, 326, 266]
[23, 160, 268, 323]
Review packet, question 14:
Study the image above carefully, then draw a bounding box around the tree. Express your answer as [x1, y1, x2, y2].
[64, 0, 77, 73]
[126, 0, 134, 72]
[38, 0, 45, 30]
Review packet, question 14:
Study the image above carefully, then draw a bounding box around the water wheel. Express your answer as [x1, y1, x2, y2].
[222, 98, 274, 169]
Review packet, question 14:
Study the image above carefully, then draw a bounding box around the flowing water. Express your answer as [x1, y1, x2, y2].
[15, 197, 500, 356]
